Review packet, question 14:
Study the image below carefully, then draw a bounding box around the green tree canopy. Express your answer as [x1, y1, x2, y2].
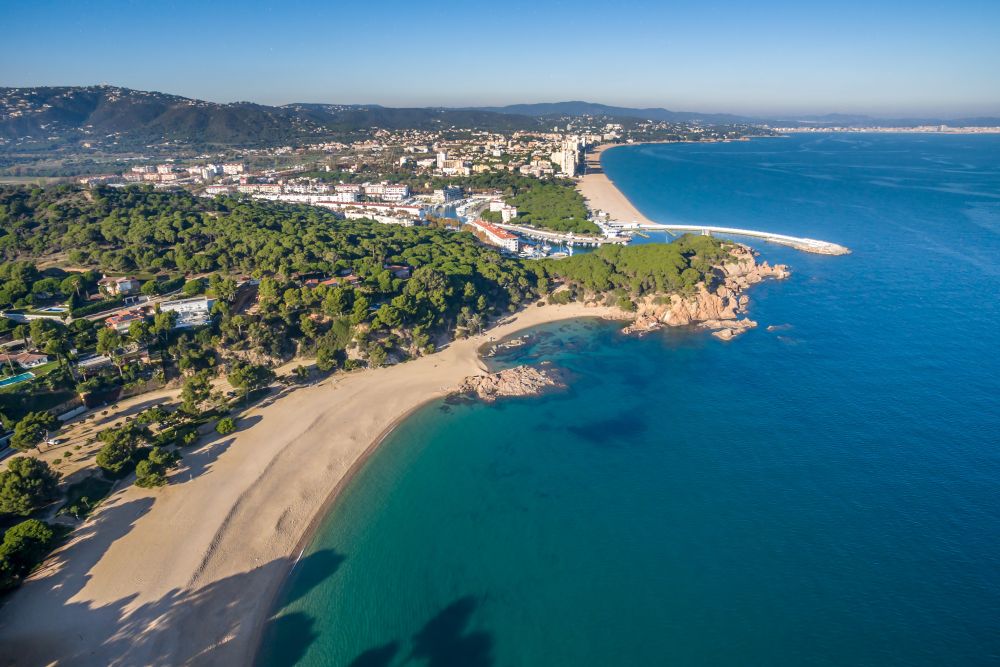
[10, 412, 59, 452]
[0, 519, 56, 591]
[0, 457, 59, 517]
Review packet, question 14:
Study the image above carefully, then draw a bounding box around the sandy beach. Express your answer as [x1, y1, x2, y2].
[0, 301, 617, 667]
[576, 143, 656, 225]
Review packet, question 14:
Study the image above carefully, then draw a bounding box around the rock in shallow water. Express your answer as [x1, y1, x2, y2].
[456, 364, 565, 402]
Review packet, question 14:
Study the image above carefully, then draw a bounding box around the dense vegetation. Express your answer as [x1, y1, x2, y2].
[0, 185, 545, 422]
[543, 234, 731, 295]
[475, 173, 598, 235]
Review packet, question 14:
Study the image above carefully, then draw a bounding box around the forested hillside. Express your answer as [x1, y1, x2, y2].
[0, 86, 542, 152]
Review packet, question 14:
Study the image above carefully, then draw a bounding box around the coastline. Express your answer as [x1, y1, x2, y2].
[0, 301, 617, 667]
[577, 143, 658, 225]
[576, 141, 851, 256]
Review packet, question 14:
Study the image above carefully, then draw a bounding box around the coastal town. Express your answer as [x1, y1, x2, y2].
[0, 82, 871, 666]
[70, 120, 740, 256]
[2, 0, 997, 662]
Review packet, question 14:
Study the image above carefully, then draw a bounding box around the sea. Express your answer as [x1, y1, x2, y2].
[258, 134, 1000, 666]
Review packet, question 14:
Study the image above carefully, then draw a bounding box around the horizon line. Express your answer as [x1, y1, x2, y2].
[2, 82, 999, 121]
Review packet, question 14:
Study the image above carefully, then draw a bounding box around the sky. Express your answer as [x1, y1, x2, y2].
[1, 0, 999, 118]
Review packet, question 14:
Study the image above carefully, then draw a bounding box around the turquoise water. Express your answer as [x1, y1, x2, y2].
[259, 134, 1000, 666]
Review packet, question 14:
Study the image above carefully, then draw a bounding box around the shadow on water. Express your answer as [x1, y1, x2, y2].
[347, 595, 493, 667]
[409, 595, 493, 667]
[567, 411, 649, 445]
[261, 612, 320, 667]
[279, 549, 346, 607]
[257, 548, 347, 666]
[347, 640, 401, 667]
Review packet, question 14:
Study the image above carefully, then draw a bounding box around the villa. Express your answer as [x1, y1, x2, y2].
[98, 276, 142, 296]
[0, 352, 49, 369]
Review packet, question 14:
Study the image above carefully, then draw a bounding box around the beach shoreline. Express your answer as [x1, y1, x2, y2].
[577, 143, 658, 225]
[0, 301, 618, 667]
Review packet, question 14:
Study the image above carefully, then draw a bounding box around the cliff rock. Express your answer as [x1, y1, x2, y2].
[624, 243, 789, 339]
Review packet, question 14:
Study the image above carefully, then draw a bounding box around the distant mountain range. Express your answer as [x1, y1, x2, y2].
[467, 101, 757, 125]
[470, 101, 1000, 128]
[1, 86, 996, 153]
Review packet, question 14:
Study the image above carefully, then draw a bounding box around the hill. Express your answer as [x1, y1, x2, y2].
[0, 86, 543, 152]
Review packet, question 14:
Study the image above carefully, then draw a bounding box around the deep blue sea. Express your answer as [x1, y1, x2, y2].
[259, 134, 1000, 666]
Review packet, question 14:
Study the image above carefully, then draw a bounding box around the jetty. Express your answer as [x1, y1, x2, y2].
[613, 222, 851, 255]
[493, 218, 849, 255]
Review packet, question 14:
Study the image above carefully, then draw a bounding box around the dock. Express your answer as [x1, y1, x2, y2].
[622, 223, 851, 255]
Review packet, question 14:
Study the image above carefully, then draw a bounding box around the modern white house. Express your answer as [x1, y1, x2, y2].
[159, 297, 215, 329]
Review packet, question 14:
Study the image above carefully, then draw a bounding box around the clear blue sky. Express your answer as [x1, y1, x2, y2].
[2, 0, 998, 117]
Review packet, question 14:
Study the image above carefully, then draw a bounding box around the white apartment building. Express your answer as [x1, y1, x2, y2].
[237, 183, 282, 194]
[343, 210, 417, 227]
[382, 184, 410, 201]
[466, 219, 520, 253]
[552, 139, 579, 176]
[222, 163, 245, 175]
[326, 191, 360, 203]
[285, 182, 332, 194]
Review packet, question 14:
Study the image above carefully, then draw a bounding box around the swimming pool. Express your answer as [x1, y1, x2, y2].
[0, 372, 35, 388]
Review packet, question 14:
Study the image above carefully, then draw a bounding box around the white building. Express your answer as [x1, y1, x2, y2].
[159, 297, 215, 329]
[343, 210, 417, 227]
[326, 191, 361, 203]
[466, 219, 520, 253]
[237, 183, 282, 194]
[489, 200, 518, 222]
[382, 184, 410, 202]
[285, 182, 332, 194]
[222, 163, 245, 175]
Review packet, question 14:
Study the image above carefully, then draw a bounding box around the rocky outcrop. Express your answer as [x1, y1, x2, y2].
[623, 243, 789, 340]
[457, 364, 565, 402]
